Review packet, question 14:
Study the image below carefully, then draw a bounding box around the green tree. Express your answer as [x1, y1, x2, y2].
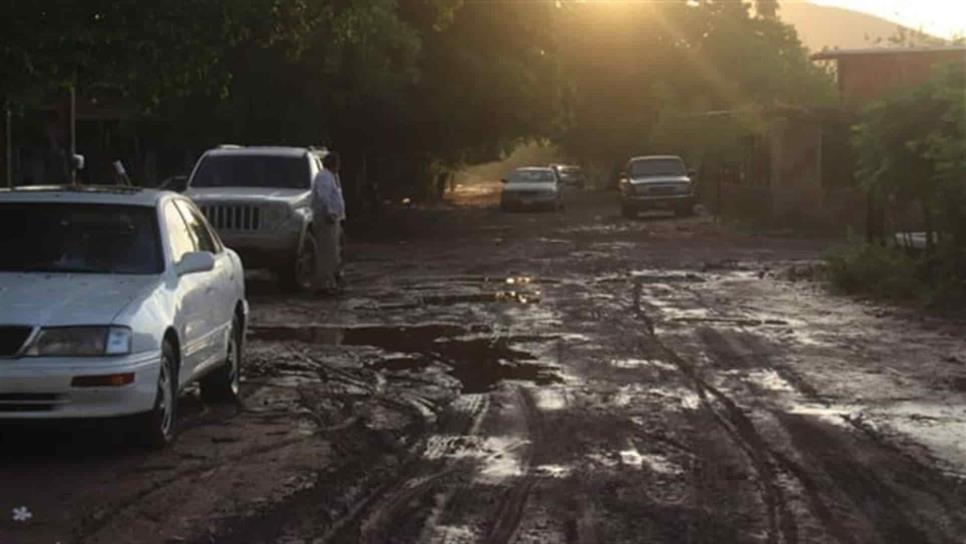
[0, 1, 314, 108]
[554, 0, 833, 170]
[854, 62, 966, 252]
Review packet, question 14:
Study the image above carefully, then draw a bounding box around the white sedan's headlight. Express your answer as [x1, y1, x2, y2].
[25, 326, 132, 357]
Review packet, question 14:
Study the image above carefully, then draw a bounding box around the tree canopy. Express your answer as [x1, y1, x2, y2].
[854, 62, 966, 248]
[3, 0, 834, 197]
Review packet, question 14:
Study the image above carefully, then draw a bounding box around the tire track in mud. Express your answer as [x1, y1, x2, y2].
[698, 326, 966, 543]
[75, 432, 319, 542]
[320, 394, 492, 543]
[632, 278, 799, 544]
[634, 276, 966, 544]
[484, 387, 542, 544]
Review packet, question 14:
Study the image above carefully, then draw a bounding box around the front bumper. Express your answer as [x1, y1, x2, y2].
[220, 229, 301, 269]
[621, 193, 694, 209]
[501, 192, 559, 208]
[0, 351, 161, 418]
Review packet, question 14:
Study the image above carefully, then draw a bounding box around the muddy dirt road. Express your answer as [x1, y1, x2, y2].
[3, 190, 966, 544]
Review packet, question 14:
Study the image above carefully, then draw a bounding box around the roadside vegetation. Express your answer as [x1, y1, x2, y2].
[2, 0, 832, 201]
[825, 63, 966, 314]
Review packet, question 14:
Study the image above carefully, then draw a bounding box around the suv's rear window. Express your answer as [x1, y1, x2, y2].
[191, 155, 310, 189]
[0, 203, 162, 274]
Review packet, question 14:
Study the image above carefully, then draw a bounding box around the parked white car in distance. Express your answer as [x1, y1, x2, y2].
[0, 186, 248, 448]
[500, 167, 564, 212]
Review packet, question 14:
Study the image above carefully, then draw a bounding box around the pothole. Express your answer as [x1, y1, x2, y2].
[248, 324, 563, 393]
[380, 290, 541, 309]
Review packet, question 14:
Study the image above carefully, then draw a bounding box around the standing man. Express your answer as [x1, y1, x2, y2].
[311, 151, 346, 293]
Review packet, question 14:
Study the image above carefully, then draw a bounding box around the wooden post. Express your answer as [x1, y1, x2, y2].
[69, 85, 77, 185]
[2, 97, 11, 187]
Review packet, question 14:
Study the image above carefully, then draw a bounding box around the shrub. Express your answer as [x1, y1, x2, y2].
[825, 240, 966, 313]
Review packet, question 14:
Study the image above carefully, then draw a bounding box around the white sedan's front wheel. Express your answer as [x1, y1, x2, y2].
[137, 340, 178, 449]
[200, 317, 242, 403]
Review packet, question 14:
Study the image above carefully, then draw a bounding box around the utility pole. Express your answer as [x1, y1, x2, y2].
[69, 85, 77, 185]
[3, 97, 11, 188]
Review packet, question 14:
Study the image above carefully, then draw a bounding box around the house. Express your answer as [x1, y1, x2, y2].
[811, 46, 966, 106]
[702, 46, 965, 229]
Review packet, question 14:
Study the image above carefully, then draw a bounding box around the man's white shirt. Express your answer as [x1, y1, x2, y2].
[313, 168, 346, 221]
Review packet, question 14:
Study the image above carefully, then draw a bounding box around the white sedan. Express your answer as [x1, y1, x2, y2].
[0, 186, 247, 447]
[500, 167, 564, 212]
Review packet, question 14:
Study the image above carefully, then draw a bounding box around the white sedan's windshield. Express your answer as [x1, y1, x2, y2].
[509, 170, 556, 184]
[0, 203, 163, 274]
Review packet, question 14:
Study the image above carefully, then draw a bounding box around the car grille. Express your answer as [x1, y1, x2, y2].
[201, 205, 262, 231]
[0, 326, 32, 357]
[0, 393, 61, 412]
[636, 184, 682, 196]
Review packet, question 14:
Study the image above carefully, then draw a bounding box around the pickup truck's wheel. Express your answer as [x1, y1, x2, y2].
[284, 231, 318, 292]
[136, 340, 178, 449]
[200, 316, 242, 403]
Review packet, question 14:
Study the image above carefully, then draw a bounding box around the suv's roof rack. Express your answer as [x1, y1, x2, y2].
[217, 144, 244, 149]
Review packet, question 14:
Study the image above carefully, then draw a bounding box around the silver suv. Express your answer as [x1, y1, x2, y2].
[185, 146, 323, 290]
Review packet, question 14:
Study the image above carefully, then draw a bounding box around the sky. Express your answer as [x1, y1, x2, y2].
[808, 0, 966, 39]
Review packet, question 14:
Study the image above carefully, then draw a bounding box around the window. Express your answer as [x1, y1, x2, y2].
[174, 199, 220, 253]
[628, 158, 686, 177]
[190, 154, 311, 189]
[0, 203, 162, 274]
[163, 201, 195, 263]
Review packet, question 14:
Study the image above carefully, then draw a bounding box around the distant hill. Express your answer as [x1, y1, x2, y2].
[779, 2, 945, 53]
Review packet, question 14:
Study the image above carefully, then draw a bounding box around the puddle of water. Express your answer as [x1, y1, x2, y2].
[644, 386, 703, 411]
[785, 402, 859, 428]
[671, 317, 789, 327]
[532, 388, 567, 411]
[587, 452, 619, 469]
[631, 270, 706, 284]
[405, 275, 561, 286]
[419, 291, 540, 306]
[424, 435, 528, 484]
[430, 525, 477, 544]
[610, 358, 678, 372]
[741, 369, 797, 393]
[535, 464, 572, 478]
[249, 323, 478, 350]
[249, 324, 563, 393]
[619, 448, 682, 475]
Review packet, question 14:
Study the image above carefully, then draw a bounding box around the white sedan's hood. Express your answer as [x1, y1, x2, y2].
[186, 187, 311, 205]
[0, 273, 159, 327]
[629, 175, 691, 186]
[503, 182, 558, 193]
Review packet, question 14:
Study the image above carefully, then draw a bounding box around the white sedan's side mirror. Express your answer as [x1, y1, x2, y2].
[176, 251, 215, 276]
